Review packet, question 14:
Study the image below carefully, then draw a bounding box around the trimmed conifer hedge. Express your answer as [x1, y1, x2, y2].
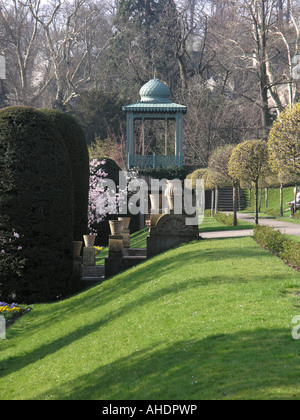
[41, 109, 89, 240]
[0, 106, 74, 303]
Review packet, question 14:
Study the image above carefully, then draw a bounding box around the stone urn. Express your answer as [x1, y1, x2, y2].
[109, 220, 124, 236]
[118, 217, 131, 230]
[83, 234, 97, 248]
[73, 241, 83, 257]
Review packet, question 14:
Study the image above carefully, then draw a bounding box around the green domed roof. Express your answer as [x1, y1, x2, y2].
[122, 77, 186, 113]
[139, 77, 172, 104]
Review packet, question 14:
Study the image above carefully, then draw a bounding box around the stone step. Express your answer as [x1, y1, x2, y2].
[81, 265, 105, 280]
[123, 256, 147, 261]
[127, 248, 147, 257]
[105, 255, 147, 279]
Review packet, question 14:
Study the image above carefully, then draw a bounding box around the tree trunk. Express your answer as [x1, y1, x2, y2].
[265, 187, 268, 210]
[255, 181, 259, 225]
[233, 182, 238, 226]
[215, 187, 219, 214]
[177, 54, 188, 91]
[211, 189, 215, 218]
[294, 185, 298, 217]
[280, 183, 283, 217]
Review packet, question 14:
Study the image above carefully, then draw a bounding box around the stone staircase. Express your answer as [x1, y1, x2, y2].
[205, 186, 246, 212]
[105, 248, 147, 279]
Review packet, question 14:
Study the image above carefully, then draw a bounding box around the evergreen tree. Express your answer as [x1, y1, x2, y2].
[72, 90, 125, 145]
[107, 0, 181, 96]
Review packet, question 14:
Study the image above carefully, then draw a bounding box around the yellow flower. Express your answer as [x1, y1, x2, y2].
[94, 246, 103, 255]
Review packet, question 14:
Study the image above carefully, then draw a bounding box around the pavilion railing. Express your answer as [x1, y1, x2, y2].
[128, 154, 181, 169]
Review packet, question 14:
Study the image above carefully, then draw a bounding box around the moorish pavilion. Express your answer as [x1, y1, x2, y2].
[123, 77, 187, 169]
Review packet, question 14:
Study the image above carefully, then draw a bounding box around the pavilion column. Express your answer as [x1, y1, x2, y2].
[126, 113, 135, 168]
[126, 112, 130, 167]
[165, 118, 168, 156]
[175, 113, 180, 166]
[180, 113, 183, 166]
[130, 114, 134, 166]
[142, 118, 145, 156]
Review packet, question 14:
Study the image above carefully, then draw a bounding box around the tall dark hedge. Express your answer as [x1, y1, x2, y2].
[0, 106, 74, 303]
[41, 109, 89, 240]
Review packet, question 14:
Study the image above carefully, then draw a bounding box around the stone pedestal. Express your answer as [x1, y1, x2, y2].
[105, 235, 124, 278]
[83, 247, 96, 266]
[108, 235, 124, 258]
[122, 229, 131, 250]
[147, 213, 200, 259]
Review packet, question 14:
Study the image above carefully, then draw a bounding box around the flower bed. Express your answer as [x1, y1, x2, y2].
[94, 246, 103, 256]
[0, 301, 32, 327]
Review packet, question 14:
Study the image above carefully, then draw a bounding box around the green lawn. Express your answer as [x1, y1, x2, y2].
[244, 186, 294, 214]
[199, 215, 254, 233]
[277, 217, 300, 225]
[96, 218, 254, 265]
[1, 236, 300, 400]
[243, 186, 300, 223]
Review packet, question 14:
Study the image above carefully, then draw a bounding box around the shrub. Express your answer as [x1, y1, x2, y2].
[281, 240, 300, 268]
[253, 225, 286, 255]
[215, 212, 234, 226]
[204, 209, 211, 217]
[0, 106, 74, 303]
[294, 211, 300, 220]
[254, 225, 300, 270]
[265, 208, 281, 217]
[41, 109, 89, 241]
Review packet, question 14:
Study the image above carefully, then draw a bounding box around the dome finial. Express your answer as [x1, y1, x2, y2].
[139, 77, 172, 104]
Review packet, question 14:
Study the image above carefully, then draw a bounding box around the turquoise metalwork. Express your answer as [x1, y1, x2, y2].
[123, 78, 186, 170]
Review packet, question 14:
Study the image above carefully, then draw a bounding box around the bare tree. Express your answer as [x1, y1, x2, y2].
[0, 0, 120, 108]
[270, 0, 300, 107]
[29, 0, 119, 109]
[0, 0, 42, 105]
[190, 0, 299, 140]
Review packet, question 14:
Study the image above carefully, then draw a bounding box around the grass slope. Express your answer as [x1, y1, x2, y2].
[246, 187, 294, 213]
[96, 219, 253, 265]
[199, 216, 253, 233]
[1, 237, 300, 400]
[242, 187, 300, 227]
